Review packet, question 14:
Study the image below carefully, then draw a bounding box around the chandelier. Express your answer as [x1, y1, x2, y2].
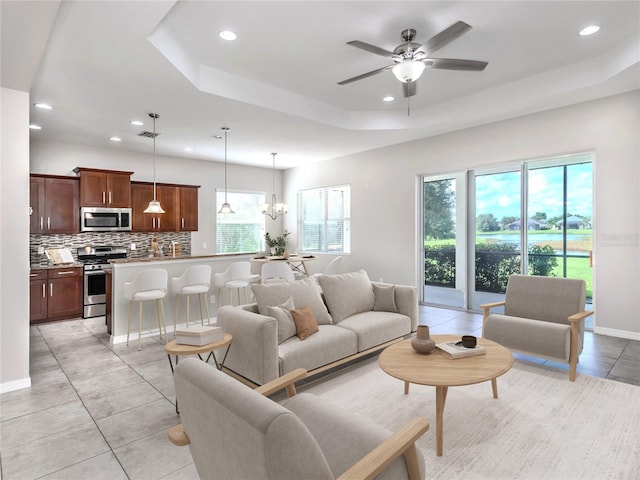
[261, 152, 288, 220]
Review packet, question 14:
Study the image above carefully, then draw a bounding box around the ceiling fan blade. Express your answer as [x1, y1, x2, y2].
[418, 21, 472, 55]
[402, 81, 417, 98]
[346, 40, 397, 58]
[337, 64, 394, 85]
[425, 58, 488, 71]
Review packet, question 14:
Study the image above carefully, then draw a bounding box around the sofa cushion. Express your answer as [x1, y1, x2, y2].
[278, 325, 358, 375]
[266, 296, 296, 344]
[318, 270, 374, 323]
[373, 284, 397, 312]
[291, 305, 319, 340]
[252, 277, 332, 325]
[336, 311, 411, 351]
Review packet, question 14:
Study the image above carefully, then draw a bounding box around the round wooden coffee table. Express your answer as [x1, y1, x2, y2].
[379, 334, 514, 456]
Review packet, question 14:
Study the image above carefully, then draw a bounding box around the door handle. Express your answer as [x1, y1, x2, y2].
[50, 283, 53, 297]
[57, 271, 75, 276]
[181, 218, 185, 229]
[108, 191, 112, 204]
[42, 284, 46, 298]
[102, 191, 106, 204]
[40, 217, 44, 230]
[47, 217, 51, 230]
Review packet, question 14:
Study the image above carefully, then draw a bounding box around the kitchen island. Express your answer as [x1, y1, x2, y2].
[109, 253, 257, 344]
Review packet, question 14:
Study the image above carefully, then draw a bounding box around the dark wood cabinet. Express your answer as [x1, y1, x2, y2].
[74, 167, 133, 207]
[30, 267, 83, 324]
[30, 175, 79, 234]
[131, 182, 198, 232]
[179, 186, 199, 231]
[29, 270, 48, 323]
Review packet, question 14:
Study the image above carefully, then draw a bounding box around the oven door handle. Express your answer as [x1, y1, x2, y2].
[84, 270, 107, 276]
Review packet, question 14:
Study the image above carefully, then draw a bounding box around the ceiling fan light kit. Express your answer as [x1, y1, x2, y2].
[392, 60, 426, 83]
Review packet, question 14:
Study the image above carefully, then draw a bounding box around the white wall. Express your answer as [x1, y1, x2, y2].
[1, 88, 31, 392]
[284, 90, 640, 340]
[30, 140, 286, 255]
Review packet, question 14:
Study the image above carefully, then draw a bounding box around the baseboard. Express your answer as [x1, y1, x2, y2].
[110, 319, 219, 344]
[1, 376, 31, 394]
[593, 326, 640, 341]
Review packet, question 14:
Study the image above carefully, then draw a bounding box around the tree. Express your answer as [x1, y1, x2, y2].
[476, 213, 500, 232]
[424, 180, 455, 240]
[533, 211, 547, 220]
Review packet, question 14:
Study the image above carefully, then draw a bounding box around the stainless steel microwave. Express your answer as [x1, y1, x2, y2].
[80, 207, 132, 232]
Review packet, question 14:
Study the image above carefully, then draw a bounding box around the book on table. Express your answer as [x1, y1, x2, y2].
[436, 342, 486, 359]
[175, 326, 224, 346]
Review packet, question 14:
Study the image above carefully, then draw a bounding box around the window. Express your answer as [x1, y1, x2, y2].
[216, 190, 265, 254]
[297, 184, 350, 253]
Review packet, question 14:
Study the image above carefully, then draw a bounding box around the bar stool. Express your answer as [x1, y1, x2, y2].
[214, 262, 259, 306]
[171, 265, 212, 334]
[261, 262, 295, 284]
[124, 269, 168, 350]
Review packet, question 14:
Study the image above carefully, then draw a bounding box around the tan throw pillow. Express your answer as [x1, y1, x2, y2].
[266, 296, 296, 344]
[373, 284, 398, 312]
[291, 305, 319, 340]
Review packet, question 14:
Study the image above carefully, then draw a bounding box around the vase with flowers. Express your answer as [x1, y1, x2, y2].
[265, 230, 290, 257]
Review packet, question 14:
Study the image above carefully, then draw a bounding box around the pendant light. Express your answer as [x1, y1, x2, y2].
[261, 152, 288, 220]
[143, 113, 165, 214]
[217, 127, 235, 214]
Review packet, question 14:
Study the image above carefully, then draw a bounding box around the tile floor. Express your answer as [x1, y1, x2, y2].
[1, 306, 639, 479]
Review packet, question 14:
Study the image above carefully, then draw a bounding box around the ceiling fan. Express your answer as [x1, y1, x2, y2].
[337, 21, 488, 98]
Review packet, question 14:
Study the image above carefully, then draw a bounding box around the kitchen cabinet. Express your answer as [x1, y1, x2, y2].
[179, 185, 199, 231]
[29, 270, 48, 323]
[30, 175, 79, 234]
[74, 167, 133, 207]
[131, 181, 197, 232]
[30, 267, 83, 324]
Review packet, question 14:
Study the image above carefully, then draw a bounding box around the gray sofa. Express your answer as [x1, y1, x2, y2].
[217, 270, 418, 385]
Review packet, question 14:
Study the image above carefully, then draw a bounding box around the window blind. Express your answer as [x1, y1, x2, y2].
[216, 190, 266, 253]
[297, 184, 350, 253]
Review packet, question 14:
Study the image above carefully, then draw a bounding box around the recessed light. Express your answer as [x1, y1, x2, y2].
[579, 25, 601, 36]
[29, 124, 42, 130]
[183, 147, 193, 152]
[219, 30, 237, 41]
[130, 120, 144, 126]
[34, 103, 53, 110]
[383, 96, 395, 102]
[109, 136, 122, 142]
[212, 134, 223, 139]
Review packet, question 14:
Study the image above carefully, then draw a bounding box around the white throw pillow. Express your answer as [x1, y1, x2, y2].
[317, 270, 374, 323]
[266, 296, 297, 344]
[252, 277, 333, 325]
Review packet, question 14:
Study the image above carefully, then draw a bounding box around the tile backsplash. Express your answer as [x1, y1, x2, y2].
[30, 232, 191, 266]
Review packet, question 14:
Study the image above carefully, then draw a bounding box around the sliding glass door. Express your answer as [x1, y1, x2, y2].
[422, 153, 593, 322]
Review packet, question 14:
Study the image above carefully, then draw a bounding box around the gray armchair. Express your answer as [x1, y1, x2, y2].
[481, 274, 594, 381]
[168, 358, 429, 479]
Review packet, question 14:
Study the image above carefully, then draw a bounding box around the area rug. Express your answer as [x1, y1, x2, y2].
[299, 357, 640, 479]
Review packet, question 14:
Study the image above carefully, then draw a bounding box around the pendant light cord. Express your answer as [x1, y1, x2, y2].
[223, 127, 229, 204]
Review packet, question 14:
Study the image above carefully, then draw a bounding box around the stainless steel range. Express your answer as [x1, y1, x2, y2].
[77, 246, 127, 318]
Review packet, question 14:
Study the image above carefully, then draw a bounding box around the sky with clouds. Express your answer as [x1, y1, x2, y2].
[475, 162, 593, 220]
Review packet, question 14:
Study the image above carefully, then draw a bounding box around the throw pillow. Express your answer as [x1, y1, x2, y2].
[252, 277, 332, 325]
[291, 305, 319, 340]
[266, 296, 296, 344]
[373, 284, 398, 312]
[317, 270, 374, 323]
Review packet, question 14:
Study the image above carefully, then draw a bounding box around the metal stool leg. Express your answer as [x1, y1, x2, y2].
[158, 298, 167, 344]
